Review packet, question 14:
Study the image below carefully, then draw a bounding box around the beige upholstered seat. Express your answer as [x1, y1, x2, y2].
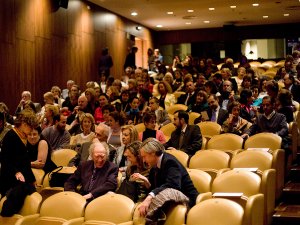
[135, 123, 146, 133]
[231, 149, 285, 201]
[186, 198, 244, 225]
[244, 132, 282, 151]
[164, 204, 187, 225]
[208, 169, 274, 225]
[160, 123, 176, 141]
[173, 92, 186, 101]
[0, 192, 42, 225]
[32, 168, 45, 187]
[207, 133, 244, 151]
[187, 169, 212, 193]
[188, 112, 201, 125]
[197, 121, 221, 139]
[51, 149, 77, 166]
[189, 150, 230, 179]
[166, 104, 187, 114]
[17, 191, 86, 225]
[166, 149, 189, 168]
[78, 193, 135, 225]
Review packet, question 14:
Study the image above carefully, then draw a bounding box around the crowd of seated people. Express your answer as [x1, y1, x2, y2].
[1, 50, 300, 220]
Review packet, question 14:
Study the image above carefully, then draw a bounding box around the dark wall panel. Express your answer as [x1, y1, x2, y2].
[0, 0, 153, 111]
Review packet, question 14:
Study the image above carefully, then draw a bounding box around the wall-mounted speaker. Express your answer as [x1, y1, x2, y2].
[58, 0, 69, 9]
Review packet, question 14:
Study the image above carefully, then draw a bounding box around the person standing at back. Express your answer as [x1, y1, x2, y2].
[124, 46, 138, 70]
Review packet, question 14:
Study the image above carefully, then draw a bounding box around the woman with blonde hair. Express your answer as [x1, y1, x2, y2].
[156, 80, 176, 111]
[40, 104, 59, 130]
[113, 125, 138, 171]
[70, 113, 95, 146]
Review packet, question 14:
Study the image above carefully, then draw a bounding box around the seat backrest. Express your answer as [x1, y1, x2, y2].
[186, 198, 244, 225]
[166, 104, 188, 114]
[188, 112, 201, 125]
[135, 123, 146, 133]
[187, 169, 212, 193]
[165, 149, 189, 168]
[32, 168, 45, 186]
[189, 150, 230, 170]
[164, 204, 187, 225]
[85, 193, 135, 224]
[0, 192, 42, 216]
[230, 150, 273, 171]
[207, 133, 244, 150]
[19, 192, 43, 216]
[212, 170, 261, 197]
[39, 191, 86, 219]
[160, 123, 176, 138]
[197, 121, 221, 138]
[51, 149, 77, 166]
[244, 132, 282, 151]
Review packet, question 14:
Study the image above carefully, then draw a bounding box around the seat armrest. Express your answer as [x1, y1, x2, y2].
[63, 217, 84, 225]
[15, 214, 39, 225]
[244, 194, 264, 225]
[196, 192, 212, 204]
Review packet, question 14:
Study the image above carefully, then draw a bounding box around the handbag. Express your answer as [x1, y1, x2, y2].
[48, 166, 76, 187]
[116, 178, 138, 201]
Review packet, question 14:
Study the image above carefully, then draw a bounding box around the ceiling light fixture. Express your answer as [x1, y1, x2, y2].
[263, 16, 269, 18]
[186, 22, 191, 25]
[204, 20, 210, 23]
[131, 12, 138, 16]
[136, 26, 142, 30]
[230, 6, 236, 9]
[167, 12, 173, 15]
[252, 3, 259, 7]
[283, 13, 289, 16]
[156, 24, 163, 28]
[209, 8, 215, 11]
[187, 9, 194, 13]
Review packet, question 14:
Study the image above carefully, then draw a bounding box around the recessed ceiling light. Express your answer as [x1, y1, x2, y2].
[131, 12, 138, 16]
[167, 12, 173, 15]
[209, 8, 215, 11]
[87, 5, 91, 10]
[187, 9, 194, 13]
[230, 6, 237, 9]
[204, 20, 210, 23]
[263, 16, 269, 18]
[156, 24, 163, 28]
[185, 22, 191, 25]
[252, 3, 259, 7]
[283, 13, 289, 16]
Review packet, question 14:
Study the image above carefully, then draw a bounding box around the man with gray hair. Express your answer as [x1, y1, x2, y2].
[64, 142, 118, 201]
[68, 123, 110, 167]
[138, 138, 198, 217]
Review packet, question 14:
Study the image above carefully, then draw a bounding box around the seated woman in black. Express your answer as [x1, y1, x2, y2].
[27, 126, 57, 173]
[139, 112, 166, 144]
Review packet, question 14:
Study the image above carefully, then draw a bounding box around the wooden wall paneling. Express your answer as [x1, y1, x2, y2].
[15, 39, 35, 103]
[35, 0, 52, 39]
[82, 6, 94, 34]
[52, 8, 68, 37]
[82, 33, 96, 82]
[51, 35, 69, 87]
[94, 31, 106, 78]
[67, 34, 83, 86]
[67, 1, 82, 36]
[0, 0, 15, 44]
[0, 43, 16, 111]
[93, 11, 106, 32]
[35, 37, 53, 104]
[15, 0, 35, 42]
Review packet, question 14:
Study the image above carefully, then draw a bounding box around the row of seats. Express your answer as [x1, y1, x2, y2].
[0, 188, 264, 225]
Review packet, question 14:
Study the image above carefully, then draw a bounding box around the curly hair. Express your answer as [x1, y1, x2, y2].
[14, 109, 39, 128]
